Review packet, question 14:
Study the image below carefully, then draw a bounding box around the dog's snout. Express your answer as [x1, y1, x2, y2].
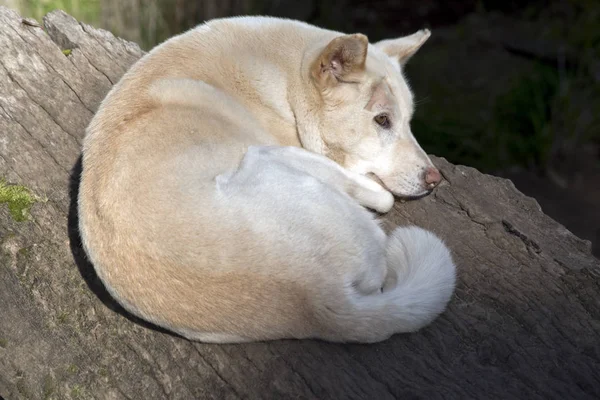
[424, 167, 442, 188]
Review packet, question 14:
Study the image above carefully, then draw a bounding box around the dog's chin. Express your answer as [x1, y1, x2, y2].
[394, 190, 432, 201]
[366, 173, 432, 201]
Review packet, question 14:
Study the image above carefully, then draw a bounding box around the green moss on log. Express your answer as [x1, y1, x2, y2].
[0, 180, 37, 222]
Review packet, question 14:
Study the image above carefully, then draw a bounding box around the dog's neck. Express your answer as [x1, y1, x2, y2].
[288, 46, 329, 156]
[287, 37, 346, 156]
[184, 18, 334, 154]
[214, 28, 333, 155]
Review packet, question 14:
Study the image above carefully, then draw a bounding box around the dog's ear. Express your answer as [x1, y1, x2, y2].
[375, 29, 431, 66]
[312, 34, 368, 88]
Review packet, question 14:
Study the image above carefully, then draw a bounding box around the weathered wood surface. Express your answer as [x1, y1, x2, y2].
[0, 6, 599, 400]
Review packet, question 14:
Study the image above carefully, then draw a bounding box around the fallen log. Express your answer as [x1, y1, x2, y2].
[0, 7, 598, 400]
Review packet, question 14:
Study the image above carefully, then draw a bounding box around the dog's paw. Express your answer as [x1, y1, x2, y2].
[358, 186, 394, 213]
[346, 172, 395, 213]
[372, 190, 394, 213]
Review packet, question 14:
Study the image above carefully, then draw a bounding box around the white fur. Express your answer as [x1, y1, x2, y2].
[319, 226, 456, 342]
[78, 16, 457, 343]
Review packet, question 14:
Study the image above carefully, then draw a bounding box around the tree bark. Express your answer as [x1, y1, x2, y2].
[0, 6, 598, 400]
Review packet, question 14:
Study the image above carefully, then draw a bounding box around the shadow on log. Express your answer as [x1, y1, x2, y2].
[0, 6, 598, 400]
[67, 156, 177, 338]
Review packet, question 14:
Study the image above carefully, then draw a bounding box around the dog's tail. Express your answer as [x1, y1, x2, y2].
[318, 226, 457, 342]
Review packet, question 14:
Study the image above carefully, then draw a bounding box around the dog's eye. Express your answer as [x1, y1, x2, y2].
[374, 114, 391, 129]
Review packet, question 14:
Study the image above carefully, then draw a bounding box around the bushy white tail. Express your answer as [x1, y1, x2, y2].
[321, 226, 457, 343]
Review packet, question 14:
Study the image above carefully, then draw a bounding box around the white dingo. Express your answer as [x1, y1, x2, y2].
[78, 16, 456, 343]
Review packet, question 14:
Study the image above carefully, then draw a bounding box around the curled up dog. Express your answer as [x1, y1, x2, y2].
[78, 16, 457, 343]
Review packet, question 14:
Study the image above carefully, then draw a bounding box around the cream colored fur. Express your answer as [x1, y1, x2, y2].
[78, 16, 456, 343]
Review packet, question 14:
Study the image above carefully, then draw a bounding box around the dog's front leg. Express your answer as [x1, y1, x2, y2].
[252, 146, 395, 213]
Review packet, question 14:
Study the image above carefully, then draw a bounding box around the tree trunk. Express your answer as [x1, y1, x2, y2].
[0, 7, 598, 400]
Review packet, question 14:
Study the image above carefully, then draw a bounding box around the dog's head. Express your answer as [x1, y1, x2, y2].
[307, 30, 440, 198]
